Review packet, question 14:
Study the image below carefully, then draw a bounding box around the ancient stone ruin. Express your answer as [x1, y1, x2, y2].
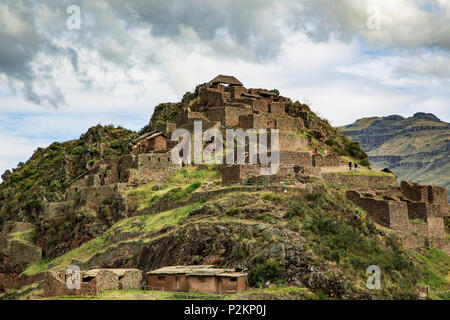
[40, 75, 449, 258]
[43, 268, 143, 297]
[346, 181, 449, 253]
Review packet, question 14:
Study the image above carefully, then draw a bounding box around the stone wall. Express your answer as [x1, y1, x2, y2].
[207, 106, 252, 128]
[252, 100, 269, 113]
[238, 114, 276, 130]
[276, 116, 303, 132]
[406, 202, 446, 238]
[119, 269, 143, 290]
[44, 271, 97, 297]
[322, 173, 398, 189]
[119, 155, 137, 182]
[427, 185, 448, 205]
[156, 122, 177, 136]
[279, 132, 309, 151]
[293, 165, 322, 178]
[225, 86, 247, 99]
[130, 152, 181, 182]
[94, 269, 143, 291]
[220, 162, 318, 184]
[401, 181, 429, 202]
[43, 269, 143, 297]
[312, 153, 341, 167]
[346, 185, 448, 251]
[400, 181, 447, 205]
[346, 190, 409, 230]
[220, 164, 261, 183]
[238, 113, 303, 133]
[268, 102, 285, 116]
[134, 135, 167, 154]
[1, 222, 34, 234]
[0, 223, 42, 275]
[279, 151, 313, 167]
[197, 87, 230, 109]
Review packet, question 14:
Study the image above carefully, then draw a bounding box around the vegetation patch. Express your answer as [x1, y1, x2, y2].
[22, 203, 202, 276]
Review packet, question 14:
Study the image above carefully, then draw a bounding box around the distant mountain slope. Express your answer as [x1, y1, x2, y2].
[340, 113, 450, 201]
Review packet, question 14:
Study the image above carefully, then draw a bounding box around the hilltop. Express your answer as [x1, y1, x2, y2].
[0, 77, 448, 300]
[340, 113, 450, 202]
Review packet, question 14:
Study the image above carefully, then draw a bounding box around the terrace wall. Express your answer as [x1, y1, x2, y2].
[43, 271, 97, 297]
[312, 153, 341, 167]
[323, 173, 398, 189]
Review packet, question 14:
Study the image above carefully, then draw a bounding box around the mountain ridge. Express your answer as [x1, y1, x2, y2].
[340, 113, 450, 202]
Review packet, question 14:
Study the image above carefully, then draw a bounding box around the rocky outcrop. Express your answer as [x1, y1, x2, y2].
[0, 223, 42, 292]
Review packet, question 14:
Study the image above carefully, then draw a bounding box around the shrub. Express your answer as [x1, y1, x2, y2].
[110, 140, 121, 149]
[249, 259, 283, 287]
[97, 208, 108, 219]
[285, 200, 312, 219]
[345, 141, 367, 160]
[226, 208, 241, 217]
[9, 172, 22, 184]
[71, 146, 84, 156]
[359, 159, 370, 167]
[262, 193, 281, 203]
[270, 89, 280, 97]
[150, 195, 159, 203]
[185, 181, 201, 194]
[50, 180, 61, 192]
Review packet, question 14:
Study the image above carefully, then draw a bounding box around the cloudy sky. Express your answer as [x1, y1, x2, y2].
[1, 0, 450, 177]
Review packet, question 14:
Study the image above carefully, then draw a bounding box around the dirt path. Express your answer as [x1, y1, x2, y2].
[320, 166, 371, 173]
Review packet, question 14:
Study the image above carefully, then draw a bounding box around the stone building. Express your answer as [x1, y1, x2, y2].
[209, 75, 244, 87]
[147, 265, 248, 293]
[37, 75, 449, 261]
[346, 181, 449, 253]
[132, 131, 168, 154]
[44, 268, 143, 297]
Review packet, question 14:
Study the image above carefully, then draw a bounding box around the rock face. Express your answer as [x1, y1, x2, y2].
[79, 213, 353, 298]
[0, 223, 42, 291]
[340, 113, 450, 202]
[0, 223, 41, 274]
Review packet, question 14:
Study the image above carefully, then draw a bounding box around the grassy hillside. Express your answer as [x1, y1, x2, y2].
[0, 125, 136, 225]
[15, 180, 449, 300]
[1, 88, 447, 301]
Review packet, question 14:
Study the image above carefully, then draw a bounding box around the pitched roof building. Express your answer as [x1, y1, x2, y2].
[209, 75, 243, 86]
[147, 265, 248, 293]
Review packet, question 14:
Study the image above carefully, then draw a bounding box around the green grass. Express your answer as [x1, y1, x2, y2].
[8, 228, 36, 245]
[126, 166, 221, 210]
[335, 170, 395, 178]
[283, 185, 425, 299]
[410, 248, 450, 297]
[22, 203, 202, 277]
[166, 165, 221, 185]
[262, 193, 282, 204]
[0, 281, 44, 300]
[48, 289, 237, 300]
[42, 286, 317, 300]
[255, 285, 316, 299]
[161, 182, 202, 203]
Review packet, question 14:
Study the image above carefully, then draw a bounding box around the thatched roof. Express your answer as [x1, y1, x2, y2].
[133, 131, 167, 144]
[147, 265, 247, 278]
[209, 75, 243, 86]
